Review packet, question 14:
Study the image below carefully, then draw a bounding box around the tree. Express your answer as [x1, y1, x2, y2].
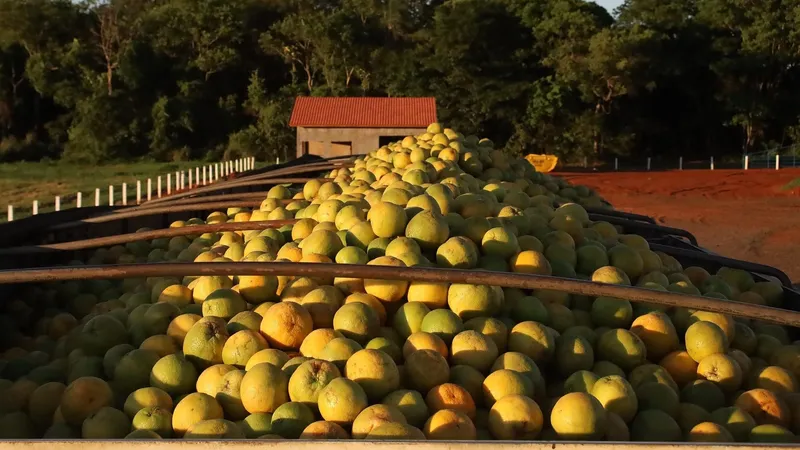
[698, 0, 800, 153]
[88, 0, 147, 95]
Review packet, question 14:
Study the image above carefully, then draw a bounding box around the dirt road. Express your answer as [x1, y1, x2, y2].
[559, 169, 800, 281]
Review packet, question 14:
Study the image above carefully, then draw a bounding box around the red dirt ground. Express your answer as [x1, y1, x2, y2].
[559, 169, 800, 282]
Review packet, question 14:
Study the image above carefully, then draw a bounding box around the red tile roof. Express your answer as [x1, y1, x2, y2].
[289, 97, 437, 128]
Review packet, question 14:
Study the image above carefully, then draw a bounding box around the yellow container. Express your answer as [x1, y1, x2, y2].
[525, 154, 559, 173]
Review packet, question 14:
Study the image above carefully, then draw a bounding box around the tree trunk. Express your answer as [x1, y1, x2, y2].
[106, 64, 113, 95]
[304, 64, 313, 93]
[744, 121, 754, 153]
[593, 132, 602, 156]
[594, 103, 603, 156]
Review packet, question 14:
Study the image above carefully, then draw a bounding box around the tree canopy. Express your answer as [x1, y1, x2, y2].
[1, 0, 799, 163]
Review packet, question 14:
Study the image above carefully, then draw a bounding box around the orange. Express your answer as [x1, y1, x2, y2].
[260, 302, 313, 350]
[59, 377, 113, 426]
[488, 394, 543, 440]
[659, 350, 698, 386]
[171, 393, 224, 437]
[240, 362, 290, 414]
[425, 383, 476, 419]
[423, 409, 476, 440]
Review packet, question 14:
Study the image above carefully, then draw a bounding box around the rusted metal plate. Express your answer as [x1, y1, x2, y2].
[0, 440, 791, 449]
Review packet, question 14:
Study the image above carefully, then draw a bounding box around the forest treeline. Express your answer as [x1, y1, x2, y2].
[1, 0, 799, 163]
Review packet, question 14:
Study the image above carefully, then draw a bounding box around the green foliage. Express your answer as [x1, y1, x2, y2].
[1, 0, 800, 163]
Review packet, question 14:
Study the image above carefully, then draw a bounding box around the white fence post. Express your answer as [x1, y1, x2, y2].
[147, 179, 152, 201]
[157, 176, 162, 198]
[710, 156, 715, 170]
[776, 154, 780, 170]
[202, 166, 207, 185]
[77, 192, 82, 208]
[7, 205, 12, 222]
[109, 185, 114, 206]
[55, 196, 60, 211]
[679, 156, 683, 170]
[95, 188, 100, 206]
[744, 155, 749, 170]
[215, 164, 220, 180]
[136, 180, 142, 204]
[32, 200, 38, 215]
[122, 183, 127, 206]
[646, 157, 651, 171]
[180, 172, 185, 190]
[189, 169, 193, 188]
[276, 157, 279, 165]
[195, 167, 200, 187]
[614, 158, 618, 171]
[167, 174, 171, 195]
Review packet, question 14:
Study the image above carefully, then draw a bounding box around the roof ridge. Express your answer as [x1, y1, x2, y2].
[289, 97, 437, 129]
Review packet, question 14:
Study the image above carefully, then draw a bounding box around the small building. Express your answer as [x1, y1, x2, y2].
[289, 97, 437, 158]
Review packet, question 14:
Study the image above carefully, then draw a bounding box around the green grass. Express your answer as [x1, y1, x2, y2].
[0, 161, 243, 222]
[782, 177, 800, 191]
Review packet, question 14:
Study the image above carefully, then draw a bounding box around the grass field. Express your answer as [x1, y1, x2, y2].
[0, 161, 233, 221]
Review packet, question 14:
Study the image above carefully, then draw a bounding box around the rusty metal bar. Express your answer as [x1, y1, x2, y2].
[130, 192, 277, 210]
[126, 176, 324, 209]
[0, 262, 797, 327]
[141, 159, 348, 205]
[47, 177, 315, 231]
[590, 213, 698, 245]
[47, 201, 265, 231]
[651, 243, 793, 287]
[583, 206, 656, 224]
[0, 220, 298, 255]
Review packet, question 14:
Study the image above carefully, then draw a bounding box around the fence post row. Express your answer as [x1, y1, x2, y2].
[6, 160, 256, 221]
